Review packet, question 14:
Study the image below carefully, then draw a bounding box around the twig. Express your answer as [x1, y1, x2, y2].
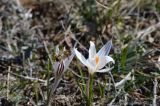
[7, 66, 11, 100]
[28, 59, 33, 77]
[68, 67, 88, 79]
[9, 72, 48, 84]
[95, 0, 110, 9]
[136, 22, 160, 39]
[124, 93, 129, 106]
[43, 41, 54, 69]
[37, 29, 54, 69]
[108, 89, 122, 106]
[115, 72, 131, 89]
[153, 77, 158, 106]
[72, 35, 88, 52]
[108, 71, 117, 92]
[0, 17, 2, 33]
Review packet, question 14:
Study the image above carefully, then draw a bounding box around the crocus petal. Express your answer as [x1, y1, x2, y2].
[88, 56, 97, 66]
[74, 48, 94, 69]
[63, 53, 75, 72]
[97, 56, 108, 69]
[96, 55, 114, 70]
[89, 41, 96, 59]
[106, 56, 115, 64]
[51, 77, 61, 93]
[74, 48, 88, 66]
[97, 40, 112, 56]
[87, 58, 96, 70]
[53, 62, 59, 73]
[96, 67, 114, 73]
[55, 61, 65, 77]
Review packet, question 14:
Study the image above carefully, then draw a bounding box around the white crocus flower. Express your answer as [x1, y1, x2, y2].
[51, 53, 74, 93]
[74, 40, 114, 75]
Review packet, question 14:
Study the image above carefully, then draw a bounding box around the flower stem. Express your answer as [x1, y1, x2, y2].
[86, 73, 94, 106]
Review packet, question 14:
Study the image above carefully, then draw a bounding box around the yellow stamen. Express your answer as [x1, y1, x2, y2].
[96, 55, 100, 65]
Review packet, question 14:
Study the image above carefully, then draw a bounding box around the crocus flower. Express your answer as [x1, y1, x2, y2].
[51, 53, 74, 93]
[74, 40, 114, 75]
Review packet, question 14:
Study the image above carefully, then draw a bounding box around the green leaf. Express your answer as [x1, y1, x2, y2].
[120, 46, 128, 71]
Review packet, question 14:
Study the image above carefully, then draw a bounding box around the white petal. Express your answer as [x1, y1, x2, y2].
[97, 56, 108, 69]
[89, 41, 96, 59]
[74, 48, 94, 70]
[96, 56, 114, 70]
[97, 40, 112, 56]
[63, 53, 75, 72]
[106, 56, 115, 64]
[96, 67, 113, 73]
[88, 58, 96, 67]
[74, 48, 90, 68]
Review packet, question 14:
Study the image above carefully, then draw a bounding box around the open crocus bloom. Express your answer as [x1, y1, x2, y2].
[74, 40, 114, 75]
